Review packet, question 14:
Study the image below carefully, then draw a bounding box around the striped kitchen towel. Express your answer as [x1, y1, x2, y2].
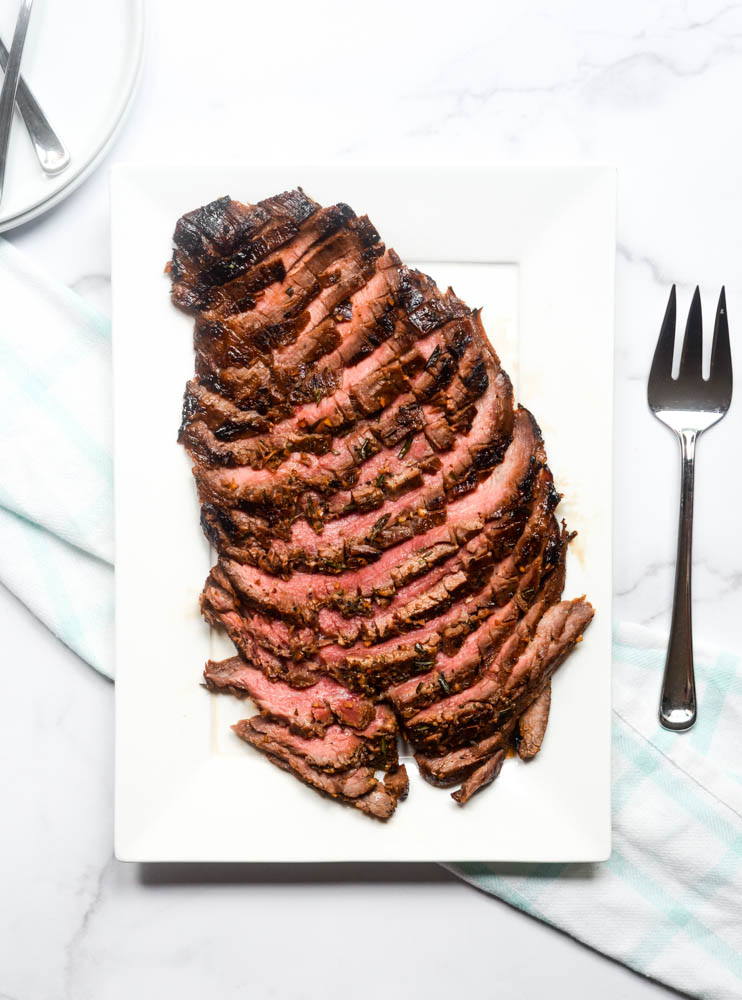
[451, 624, 742, 1000]
[0, 237, 114, 677]
[2, 238, 741, 998]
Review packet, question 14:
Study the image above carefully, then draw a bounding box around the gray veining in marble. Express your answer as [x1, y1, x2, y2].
[4, 0, 739, 996]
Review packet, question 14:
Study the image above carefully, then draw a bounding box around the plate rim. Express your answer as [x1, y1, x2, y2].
[0, 0, 146, 233]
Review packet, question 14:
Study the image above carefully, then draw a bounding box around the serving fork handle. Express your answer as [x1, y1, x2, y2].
[660, 428, 698, 730]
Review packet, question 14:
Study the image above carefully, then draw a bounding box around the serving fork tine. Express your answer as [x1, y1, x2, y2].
[648, 286, 733, 731]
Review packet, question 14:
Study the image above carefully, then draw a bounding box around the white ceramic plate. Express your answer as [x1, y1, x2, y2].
[0, 0, 144, 232]
[112, 163, 615, 863]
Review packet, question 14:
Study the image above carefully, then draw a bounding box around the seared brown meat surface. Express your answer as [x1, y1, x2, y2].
[171, 189, 593, 816]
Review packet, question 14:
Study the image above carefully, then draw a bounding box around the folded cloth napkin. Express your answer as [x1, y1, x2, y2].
[0, 238, 114, 676]
[450, 623, 742, 1000]
[3, 239, 741, 999]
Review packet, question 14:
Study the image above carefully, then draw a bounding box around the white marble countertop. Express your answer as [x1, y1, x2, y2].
[6, 0, 742, 995]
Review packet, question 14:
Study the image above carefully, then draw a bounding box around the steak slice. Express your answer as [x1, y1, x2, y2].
[172, 189, 593, 818]
[232, 710, 398, 773]
[192, 217, 384, 374]
[232, 717, 405, 820]
[191, 408, 439, 507]
[348, 462, 559, 646]
[185, 313, 504, 497]
[383, 764, 410, 800]
[201, 249, 403, 413]
[201, 562, 314, 656]
[188, 358, 511, 559]
[203, 490, 562, 696]
[203, 203, 370, 323]
[274, 251, 402, 375]
[451, 748, 506, 805]
[416, 676, 553, 795]
[203, 657, 377, 734]
[182, 268, 426, 433]
[323, 516, 565, 696]
[196, 258, 399, 417]
[169, 191, 320, 310]
[203, 398, 512, 575]
[405, 599, 594, 753]
[199, 428, 558, 697]
[183, 244, 474, 433]
[183, 292, 506, 463]
[386, 519, 566, 713]
[215, 407, 541, 619]
[415, 724, 517, 787]
[517, 680, 551, 759]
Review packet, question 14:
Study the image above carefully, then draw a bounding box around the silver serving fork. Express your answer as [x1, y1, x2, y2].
[648, 286, 733, 730]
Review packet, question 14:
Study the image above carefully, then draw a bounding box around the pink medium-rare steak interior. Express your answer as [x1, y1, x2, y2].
[170, 189, 593, 817]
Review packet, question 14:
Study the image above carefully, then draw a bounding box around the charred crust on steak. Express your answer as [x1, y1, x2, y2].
[171, 190, 593, 817]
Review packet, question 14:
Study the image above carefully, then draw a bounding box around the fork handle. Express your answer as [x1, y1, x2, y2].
[0, 0, 33, 204]
[0, 36, 68, 175]
[659, 428, 698, 731]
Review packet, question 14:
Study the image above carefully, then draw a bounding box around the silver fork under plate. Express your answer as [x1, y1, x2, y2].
[0, 0, 33, 204]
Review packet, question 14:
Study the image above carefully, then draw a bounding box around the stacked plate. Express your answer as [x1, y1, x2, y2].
[0, 0, 144, 232]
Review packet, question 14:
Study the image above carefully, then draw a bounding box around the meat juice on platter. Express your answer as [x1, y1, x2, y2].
[168, 189, 594, 820]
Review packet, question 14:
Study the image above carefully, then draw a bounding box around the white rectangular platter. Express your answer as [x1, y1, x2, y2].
[113, 164, 615, 862]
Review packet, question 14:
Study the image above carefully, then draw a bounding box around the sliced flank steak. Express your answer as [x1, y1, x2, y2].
[419, 676, 551, 802]
[203, 657, 377, 734]
[414, 724, 517, 788]
[232, 710, 399, 773]
[404, 599, 594, 754]
[192, 371, 514, 575]
[517, 681, 552, 760]
[169, 190, 321, 312]
[188, 354, 511, 544]
[172, 189, 593, 817]
[182, 299, 509, 469]
[212, 407, 542, 617]
[386, 519, 566, 714]
[451, 749, 507, 805]
[202, 481, 563, 697]
[197, 413, 552, 686]
[232, 716, 407, 820]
